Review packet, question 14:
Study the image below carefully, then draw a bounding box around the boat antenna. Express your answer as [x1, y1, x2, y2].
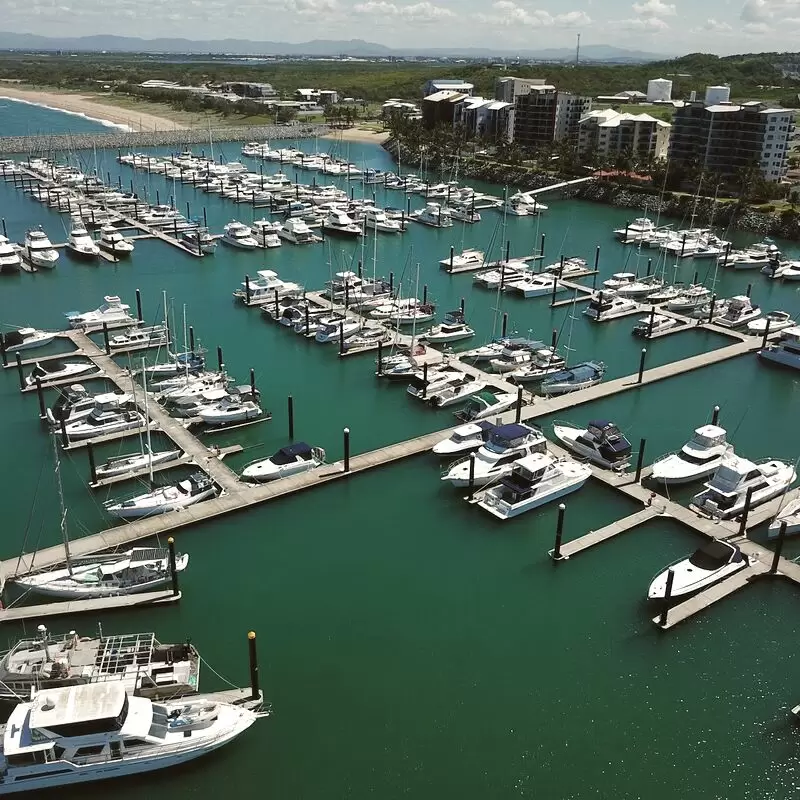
[52, 432, 73, 576]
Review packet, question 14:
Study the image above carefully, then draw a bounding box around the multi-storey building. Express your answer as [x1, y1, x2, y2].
[510, 84, 558, 149]
[668, 101, 794, 182]
[578, 109, 671, 161]
[423, 79, 474, 98]
[555, 93, 593, 144]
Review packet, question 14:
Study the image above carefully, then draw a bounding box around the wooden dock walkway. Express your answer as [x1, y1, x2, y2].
[553, 507, 659, 559]
[0, 589, 180, 623]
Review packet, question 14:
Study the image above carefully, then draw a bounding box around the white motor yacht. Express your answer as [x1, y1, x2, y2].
[691, 455, 796, 519]
[747, 311, 793, 335]
[544, 257, 588, 278]
[540, 361, 605, 395]
[648, 540, 748, 599]
[507, 272, 564, 299]
[440, 423, 547, 488]
[315, 319, 362, 343]
[632, 313, 677, 338]
[23, 227, 59, 268]
[0, 682, 260, 793]
[94, 449, 182, 480]
[758, 326, 800, 369]
[46, 386, 130, 426]
[406, 369, 465, 400]
[362, 206, 402, 233]
[25, 360, 98, 388]
[196, 393, 264, 426]
[475, 452, 592, 520]
[489, 346, 533, 374]
[322, 208, 362, 237]
[418, 310, 474, 343]
[411, 202, 453, 227]
[222, 221, 258, 249]
[1, 327, 55, 352]
[97, 225, 135, 256]
[109, 325, 169, 351]
[552, 419, 633, 470]
[277, 218, 318, 244]
[181, 227, 218, 254]
[65, 223, 100, 259]
[235, 270, 302, 304]
[472, 261, 528, 289]
[583, 290, 638, 322]
[615, 276, 663, 298]
[768, 497, 800, 538]
[66, 295, 137, 330]
[453, 391, 518, 422]
[105, 472, 218, 519]
[725, 242, 779, 269]
[614, 217, 656, 241]
[507, 348, 566, 383]
[0, 235, 21, 272]
[431, 421, 497, 456]
[667, 285, 712, 312]
[241, 442, 326, 481]
[715, 295, 761, 328]
[428, 377, 487, 408]
[650, 424, 732, 485]
[602, 272, 637, 291]
[439, 248, 485, 270]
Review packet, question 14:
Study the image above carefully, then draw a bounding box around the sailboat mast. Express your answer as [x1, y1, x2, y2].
[142, 358, 154, 485]
[52, 433, 73, 575]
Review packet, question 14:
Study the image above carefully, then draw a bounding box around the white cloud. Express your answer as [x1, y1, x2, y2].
[286, 0, 337, 14]
[611, 15, 670, 30]
[475, 2, 590, 27]
[631, 0, 676, 17]
[694, 17, 734, 32]
[743, 20, 771, 30]
[352, 0, 454, 20]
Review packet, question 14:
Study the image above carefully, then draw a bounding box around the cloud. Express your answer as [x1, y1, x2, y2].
[743, 20, 771, 30]
[352, 0, 454, 20]
[475, 2, 590, 27]
[740, 0, 800, 30]
[286, 0, 337, 14]
[694, 17, 734, 31]
[611, 15, 670, 30]
[631, 0, 676, 16]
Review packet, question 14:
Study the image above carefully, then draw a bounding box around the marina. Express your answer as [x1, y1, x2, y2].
[2, 107, 800, 799]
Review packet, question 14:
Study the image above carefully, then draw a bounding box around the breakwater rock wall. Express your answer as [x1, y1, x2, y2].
[0, 124, 331, 155]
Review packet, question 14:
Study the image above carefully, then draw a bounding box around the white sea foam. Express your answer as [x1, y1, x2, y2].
[0, 96, 134, 132]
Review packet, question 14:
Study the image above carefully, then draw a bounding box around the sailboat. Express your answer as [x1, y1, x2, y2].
[12, 434, 189, 600]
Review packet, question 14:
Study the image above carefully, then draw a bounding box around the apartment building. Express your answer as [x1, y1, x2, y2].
[668, 101, 794, 182]
[423, 79, 474, 98]
[555, 93, 593, 144]
[578, 109, 671, 161]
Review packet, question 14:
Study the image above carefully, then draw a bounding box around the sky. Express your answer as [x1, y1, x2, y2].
[0, 0, 797, 54]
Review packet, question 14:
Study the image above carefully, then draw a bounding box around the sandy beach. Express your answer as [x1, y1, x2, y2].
[321, 128, 390, 144]
[0, 84, 185, 132]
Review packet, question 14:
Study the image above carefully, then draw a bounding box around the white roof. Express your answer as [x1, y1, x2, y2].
[30, 682, 127, 730]
[424, 90, 466, 103]
[582, 109, 670, 128]
[695, 424, 726, 438]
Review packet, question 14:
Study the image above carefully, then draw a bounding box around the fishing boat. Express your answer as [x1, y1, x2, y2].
[691, 455, 796, 519]
[0, 682, 260, 793]
[475, 452, 592, 520]
[66, 296, 137, 330]
[540, 361, 605, 396]
[65, 223, 100, 259]
[0, 627, 200, 702]
[648, 540, 748, 599]
[440, 423, 547, 488]
[583, 290, 638, 322]
[454, 391, 517, 422]
[714, 295, 761, 328]
[321, 208, 362, 237]
[25, 360, 98, 388]
[241, 443, 326, 481]
[552, 420, 632, 470]
[650, 424, 733, 485]
[758, 326, 800, 369]
[747, 311, 792, 334]
[105, 473, 218, 519]
[418, 310, 474, 343]
[631, 313, 677, 338]
[439, 248, 485, 270]
[431, 421, 497, 456]
[1, 327, 55, 352]
[98, 225, 135, 256]
[23, 227, 59, 268]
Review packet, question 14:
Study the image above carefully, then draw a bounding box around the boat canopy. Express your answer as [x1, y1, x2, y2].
[271, 442, 313, 464]
[688, 540, 740, 570]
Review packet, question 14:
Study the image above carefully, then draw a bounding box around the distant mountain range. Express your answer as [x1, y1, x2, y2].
[0, 32, 671, 62]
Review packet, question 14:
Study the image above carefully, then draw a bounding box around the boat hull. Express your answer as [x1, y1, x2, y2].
[478, 472, 590, 519]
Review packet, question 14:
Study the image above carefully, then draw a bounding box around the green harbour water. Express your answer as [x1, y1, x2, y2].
[2, 105, 800, 798]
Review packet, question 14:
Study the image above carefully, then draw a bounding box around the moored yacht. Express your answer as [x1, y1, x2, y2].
[23, 227, 59, 268]
[94, 449, 182, 480]
[768, 497, 800, 538]
[105, 472, 218, 519]
[277, 218, 319, 244]
[714, 295, 760, 328]
[667, 285, 712, 312]
[632, 313, 677, 338]
[552, 419, 632, 470]
[650, 424, 732, 485]
[418, 310, 474, 343]
[583, 290, 638, 322]
[65, 223, 100, 259]
[98, 225, 135, 256]
[691, 455, 796, 519]
[507, 272, 564, 299]
[411, 202, 453, 227]
[235, 270, 302, 304]
[453, 390, 518, 422]
[431, 421, 497, 456]
[540, 361, 605, 395]
[428, 376, 487, 408]
[26, 360, 98, 388]
[63, 405, 145, 441]
[439, 248, 485, 271]
[0, 235, 21, 272]
[507, 347, 566, 383]
[1, 327, 55, 352]
[474, 452, 592, 520]
[758, 326, 800, 369]
[614, 217, 656, 241]
[321, 208, 362, 237]
[222, 221, 258, 249]
[241, 442, 326, 481]
[362, 206, 402, 233]
[66, 295, 137, 330]
[181, 226, 218, 254]
[747, 311, 792, 334]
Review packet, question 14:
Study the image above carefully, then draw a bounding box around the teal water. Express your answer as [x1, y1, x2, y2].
[2, 107, 800, 798]
[0, 98, 118, 136]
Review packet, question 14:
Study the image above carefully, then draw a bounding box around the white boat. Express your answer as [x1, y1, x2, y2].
[11, 547, 188, 600]
[25, 360, 97, 388]
[23, 228, 59, 268]
[602, 272, 637, 291]
[648, 540, 748, 599]
[277, 218, 318, 245]
[667, 285, 712, 312]
[196, 393, 264, 426]
[544, 257, 588, 278]
[507, 348, 566, 383]
[64, 406, 145, 441]
[472, 261, 528, 289]
[507, 272, 564, 299]
[747, 311, 793, 334]
[614, 217, 656, 241]
[0, 682, 260, 793]
[439, 248, 485, 270]
[66, 296, 137, 330]
[362, 206, 402, 233]
[460, 340, 507, 362]
[1, 327, 55, 352]
[650, 424, 732, 485]
[322, 208, 362, 237]
[0, 235, 21, 272]
[768, 497, 800, 538]
[552, 419, 633, 469]
[714, 295, 761, 328]
[724, 242, 779, 269]
[583, 290, 638, 321]
[235, 270, 302, 304]
[428, 377, 487, 408]
[181, 227, 218, 254]
[431, 421, 497, 456]
[631, 313, 677, 338]
[315, 318, 362, 343]
[440, 423, 547, 488]
[241, 442, 326, 481]
[109, 325, 169, 351]
[411, 202, 453, 227]
[95, 449, 182, 479]
[489, 345, 533, 374]
[540, 361, 605, 395]
[758, 326, 800, 369]
[418, 310, 474, 343]
[453, 391, 517, 422]
[691, 455, 796, 519]
[406, 369, 465, 400]
[645, 283, 684, 304]
[475, 452, 592, 520]
[615, 276, 663, 298]
[65, 223, 100, 259]
[222, 221, 258, 249]
[98, 226, 135, 255]
[105, 472, 218, 519]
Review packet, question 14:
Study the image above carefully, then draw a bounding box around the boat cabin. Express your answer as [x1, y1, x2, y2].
[485, 423, 542, 454]
[577, 420, 632, 462]
[495, 453, 553, 502]
[703, 456, 768, 511]
[271, 442, 315, 465]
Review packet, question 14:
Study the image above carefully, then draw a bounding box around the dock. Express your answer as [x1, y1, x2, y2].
[552, 507, 659, 559]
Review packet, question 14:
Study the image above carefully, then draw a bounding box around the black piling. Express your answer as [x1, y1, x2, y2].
[707, 294, 716, 324]
[770, 522, 788, 574]
[502, 313, 508, 338]
[304, 304, 310, 333]
[15, 352, 24, 392]
[467, 452, 476, 500]
[376, 341, 383, 375]
[389, 272, 394, 295]
[87, 441, 97, 484]
[343, 427, 351, 472]
[166, 537, 180, 596]
[711, 405, 720, 425]
[422, 285, 428, 305]
[551, 329, 558, 350]
[460, 297, 465, 315]
[540, 233, 546, 258]
[35, 377, 45, 419]
[552, 503, 566, 560]
[287, 395, 295, 439]
[637, 347, 647, 383]
[515, 386, 523, 423]
[680, 234, 687, 259]
[761, 318, 772, 349]
[247, 631, 260, 701]
[646, 258, 652, 276]
[102, 323, 111, 355]
[339, 323, 345, 356]
[658, 569, 675, 627]
[647, 306, 656, 338]
[135, 289, 143, 322]
[274, 289, 279, 318]
[422, 363, 428, 399]
[594, 245, 600, 273]
[634, 438, 646, 482]
[189, 327, 195, 355]
[505, 240, 510, 263]
[59, 417, 68, 448]
[738, 486, 755, 536]
[245, 275, 251, 305]
[0, 334, 6, 368]
[746, 283, 752, 299]
[249, 368, 256, 398]
[217, 346, 224, 372]
[449, 246, 454, 272]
